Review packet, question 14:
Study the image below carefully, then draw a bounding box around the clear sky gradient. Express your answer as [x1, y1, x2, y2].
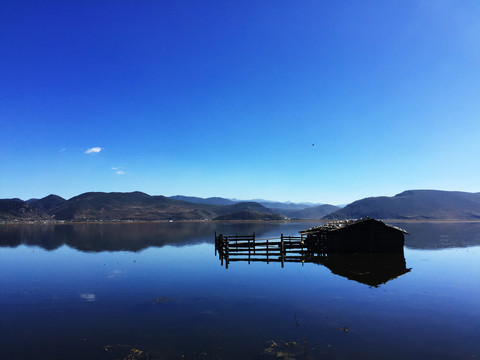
[1, 1, 479, 204]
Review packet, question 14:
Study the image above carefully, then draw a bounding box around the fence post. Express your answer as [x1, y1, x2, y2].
[225, 237, 229, 269]
[266, 239, 269, 264]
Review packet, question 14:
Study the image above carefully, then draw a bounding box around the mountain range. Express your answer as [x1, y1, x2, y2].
[1, 189, 480, 222]
[0, 192, 287, 222]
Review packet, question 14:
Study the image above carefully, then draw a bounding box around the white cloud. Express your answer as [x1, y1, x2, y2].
[85, 147, 102, 154]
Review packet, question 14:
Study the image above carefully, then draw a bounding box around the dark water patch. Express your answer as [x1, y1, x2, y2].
[393, 221, 480, 249]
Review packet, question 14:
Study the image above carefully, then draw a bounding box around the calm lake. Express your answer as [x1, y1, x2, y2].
[1, 221, 479, 359]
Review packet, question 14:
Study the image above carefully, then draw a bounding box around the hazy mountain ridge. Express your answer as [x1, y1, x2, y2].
[248, 199, 324, 210]
[324, 190, 480, 220]
[169, 195, 325, 211]
[280, 204, 340, 219]
[169, 195, 237, 206]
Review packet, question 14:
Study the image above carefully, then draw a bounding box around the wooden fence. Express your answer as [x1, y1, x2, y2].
[214, 232, 326, 268]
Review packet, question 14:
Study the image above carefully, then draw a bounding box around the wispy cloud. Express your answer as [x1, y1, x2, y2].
[112, 167, 125, 175]
[60, 147, 66, 152]
[85, 147, 102, 154]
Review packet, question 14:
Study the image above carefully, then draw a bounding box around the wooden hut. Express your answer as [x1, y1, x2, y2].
[300, 217, 408, 253]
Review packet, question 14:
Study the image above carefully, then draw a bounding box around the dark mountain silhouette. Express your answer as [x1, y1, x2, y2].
[324, 190, 480, 220]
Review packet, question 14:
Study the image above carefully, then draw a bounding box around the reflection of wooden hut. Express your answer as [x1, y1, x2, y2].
[300, 217, 408, 253]
[315, 253, 411, 287]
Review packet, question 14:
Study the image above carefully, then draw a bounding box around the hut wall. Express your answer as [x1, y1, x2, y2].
[325, 220, 405, 253]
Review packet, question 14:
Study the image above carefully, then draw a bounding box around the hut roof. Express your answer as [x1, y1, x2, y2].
[299, 217, 409, 235]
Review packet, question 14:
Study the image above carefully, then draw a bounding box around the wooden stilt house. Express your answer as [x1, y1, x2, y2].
[300, 217, 408, 253]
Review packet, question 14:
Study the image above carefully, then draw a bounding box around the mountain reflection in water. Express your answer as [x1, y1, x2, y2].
[0, 222, 289, 251]
[2, 221, 480, 251]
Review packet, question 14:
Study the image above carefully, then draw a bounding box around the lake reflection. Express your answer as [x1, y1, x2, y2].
[1, 222, 480, 359]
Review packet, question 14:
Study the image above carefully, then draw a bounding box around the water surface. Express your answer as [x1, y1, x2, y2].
[1, 222, 479, 359]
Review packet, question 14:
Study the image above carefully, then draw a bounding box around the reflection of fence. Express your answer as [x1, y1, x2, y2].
[214, 232, 325, 268]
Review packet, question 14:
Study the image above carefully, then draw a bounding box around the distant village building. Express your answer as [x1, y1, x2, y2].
[300, 217, 408, 254]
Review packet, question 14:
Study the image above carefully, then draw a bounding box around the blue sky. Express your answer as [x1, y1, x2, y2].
[1, 1, 480, 204]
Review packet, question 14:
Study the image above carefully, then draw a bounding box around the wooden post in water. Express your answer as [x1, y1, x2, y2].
[300, 235, 304, 265]
[225, 237, 229, 269]
[248, 236, 251, 264]
[253, 233, 256, 254]
[219, 234, 224, 266]
[266, 239, 269, 264]
[280, 234, 285, 268]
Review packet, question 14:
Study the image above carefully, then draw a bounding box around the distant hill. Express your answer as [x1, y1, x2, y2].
[213, 210, 284, 221]
[248, 199, 323, 211]
[168, 195, 333, 218]
[213, 202, 286, 220]
[280, 204, 340, 219]
[169, 195, 323, 211]
[0, 198, 49, 220]
[27, 195, 66, 212]
[169, 195, 238, 206]
[323, 190, 480, 220]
